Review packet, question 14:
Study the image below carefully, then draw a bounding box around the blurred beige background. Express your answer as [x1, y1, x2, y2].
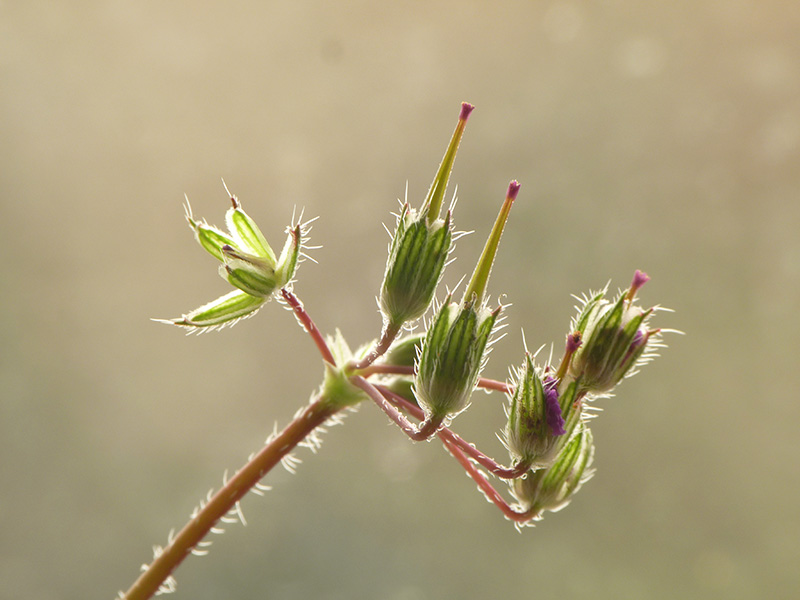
[2, 2, 799, 599]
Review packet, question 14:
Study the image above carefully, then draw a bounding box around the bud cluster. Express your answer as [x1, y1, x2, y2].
[504, 270, 666, 517]
[370, 107, 669, 520]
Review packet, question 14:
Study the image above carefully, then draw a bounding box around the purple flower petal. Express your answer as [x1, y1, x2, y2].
[543, 377, 566, 436]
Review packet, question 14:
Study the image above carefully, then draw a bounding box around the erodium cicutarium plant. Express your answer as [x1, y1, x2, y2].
[119, 103, 676, 599]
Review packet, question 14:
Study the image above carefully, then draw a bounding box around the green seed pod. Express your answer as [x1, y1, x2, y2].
[414, 297, 499, 420]
[383, 333, 426, 368]
[568, 270, 657, 393]
[412, 180, 518, 422]
[184, 202, 237, 262]
[511, 425, 595, 516]
[225, 197, 277, 263]
[274, 225, 302, 288]
[378, 103, 473, 330]
[380, 208, 452, 327]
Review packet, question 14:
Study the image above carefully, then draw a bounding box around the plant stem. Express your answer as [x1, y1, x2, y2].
[368, 383, 534, 521]
[376, 385, 529, 479]
[281, 288, 336, 364]
[358, 364, 415, 378]
[476, 376, 511, 394]
[121, 396, 340, 600]
[348, 321, 402, 371]
[358, 363, 511, 395]
[441, 435, 537, 523]
[350, 376, 440, 441]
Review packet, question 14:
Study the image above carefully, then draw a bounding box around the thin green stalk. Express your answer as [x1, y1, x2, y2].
[463, 181, 519, 303]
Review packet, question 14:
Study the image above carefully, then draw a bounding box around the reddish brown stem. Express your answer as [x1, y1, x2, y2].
[359, 364, 414, 378]
[375, 385, 529, 479]
[350, 376, 441, 441]
[441, 435, 537, 523]
[358, 363, 511, 395]
[348, 321, 402, 371]
[121, 397, 340, 600]
[440, 428, 529, 479]
[476, 376, 512, 394]
[281, 288, 336, 365]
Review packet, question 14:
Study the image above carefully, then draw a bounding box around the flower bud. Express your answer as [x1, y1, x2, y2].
[414, 297, 499, 419]
[504, 355, 568, 468]
[511, 425, 595, 516]
[568, 270, 658, 393]
[379, 103, 473, 329]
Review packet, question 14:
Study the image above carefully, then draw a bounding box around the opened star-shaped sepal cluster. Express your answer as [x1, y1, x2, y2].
[157, 189, 304, 331]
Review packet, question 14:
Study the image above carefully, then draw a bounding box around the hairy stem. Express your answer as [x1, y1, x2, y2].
[358, 363, 511, 395]
[441, 435, 536, 523]
[351, 376, 440, 441]
[281, 288, 336, 365]
[348, 321, 402, 371]
[371, 383, 533, 521]
[376, 385, 529, 479]
[121, 396, 340, 600]
[476, 376, 512, 394]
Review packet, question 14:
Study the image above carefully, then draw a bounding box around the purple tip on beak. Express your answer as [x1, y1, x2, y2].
[555, 331, 583, 381]
[632, 269, 650, 291]
[460, 102, 475, 121]
[567, 331, 582, 354]
[626, 270, 650, 302]
[507, 180, 521, 201]
[568, 332, 582, 352]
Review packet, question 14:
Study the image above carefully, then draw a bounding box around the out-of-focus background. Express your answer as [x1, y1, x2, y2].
[2, 2, 798, 599]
